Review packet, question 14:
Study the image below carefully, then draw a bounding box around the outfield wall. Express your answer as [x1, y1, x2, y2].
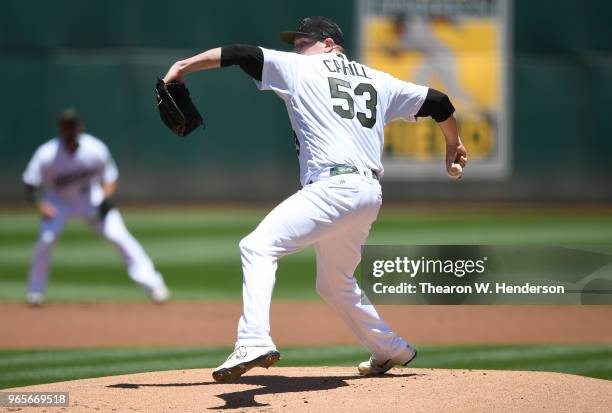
[1, 0, 611, 201]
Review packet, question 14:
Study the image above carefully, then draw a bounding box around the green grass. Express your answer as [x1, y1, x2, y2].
[2, 206, 612, 302]
[3, 209, 610, 389]
[1, 344, 611, 389]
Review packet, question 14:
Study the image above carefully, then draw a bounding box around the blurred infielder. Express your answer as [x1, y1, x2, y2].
[161, 16, 466, 381]
[23, 108, 170, 305]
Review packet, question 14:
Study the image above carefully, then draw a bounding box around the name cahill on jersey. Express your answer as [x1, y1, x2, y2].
[322, 56, 371, 79]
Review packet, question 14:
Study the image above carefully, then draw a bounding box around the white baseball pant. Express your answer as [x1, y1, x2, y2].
[27, 197, 165, 295]
[236, 172, 408, 361]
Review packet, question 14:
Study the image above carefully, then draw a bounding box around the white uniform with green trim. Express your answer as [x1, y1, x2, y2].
[237, 48, 428, 361]
[256, 48, 427, 185]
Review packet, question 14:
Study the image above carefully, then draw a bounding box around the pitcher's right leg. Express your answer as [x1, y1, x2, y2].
[314, 228, 411, 363]
[313, 177, 416, 373]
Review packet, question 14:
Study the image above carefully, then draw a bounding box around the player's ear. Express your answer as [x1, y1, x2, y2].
[323, 38, 335, 52]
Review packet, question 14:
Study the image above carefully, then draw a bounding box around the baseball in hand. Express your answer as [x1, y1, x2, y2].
[447, 163, 463, 179]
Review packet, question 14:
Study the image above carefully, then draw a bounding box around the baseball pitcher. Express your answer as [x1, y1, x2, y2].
[162, 16, 466, 381]
[23, 108, 170, 305]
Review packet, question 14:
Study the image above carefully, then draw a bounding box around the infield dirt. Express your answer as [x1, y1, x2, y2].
[4, 367, 612, 412]
[3, 302, 612, 348]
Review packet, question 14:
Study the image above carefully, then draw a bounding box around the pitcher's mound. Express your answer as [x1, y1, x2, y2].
[6, 367, 611, 412]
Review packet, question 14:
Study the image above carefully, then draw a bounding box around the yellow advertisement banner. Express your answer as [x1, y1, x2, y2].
[359, 0, 510, 179]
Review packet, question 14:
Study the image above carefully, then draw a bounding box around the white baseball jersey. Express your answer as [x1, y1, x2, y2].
[24, 133, 167, 299]
[255, 48, 428, 185]
[22, 133, 118, 205]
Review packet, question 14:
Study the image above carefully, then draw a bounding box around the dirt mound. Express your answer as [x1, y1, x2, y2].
[5, 367, 611, 412]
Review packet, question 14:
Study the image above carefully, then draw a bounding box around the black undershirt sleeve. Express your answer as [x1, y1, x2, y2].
[415, 88, 455, 122]
[220, 44, 264, 81]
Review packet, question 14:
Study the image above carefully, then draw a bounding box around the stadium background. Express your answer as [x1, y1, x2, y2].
[1, 0, 612, 391]
[1, 0, 612, 201]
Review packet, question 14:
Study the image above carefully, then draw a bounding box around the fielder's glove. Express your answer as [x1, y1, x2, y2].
[155, 78, 205, 136]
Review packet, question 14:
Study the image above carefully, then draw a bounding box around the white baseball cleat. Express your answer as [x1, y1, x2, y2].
[212, 345, 281, 382]
[149, 285, 170, 303]
[358, 345, 418, 376]
[25, 292, 45, 306]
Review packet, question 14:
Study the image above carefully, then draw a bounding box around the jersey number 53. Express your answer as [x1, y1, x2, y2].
[328, 77, 378, 129]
